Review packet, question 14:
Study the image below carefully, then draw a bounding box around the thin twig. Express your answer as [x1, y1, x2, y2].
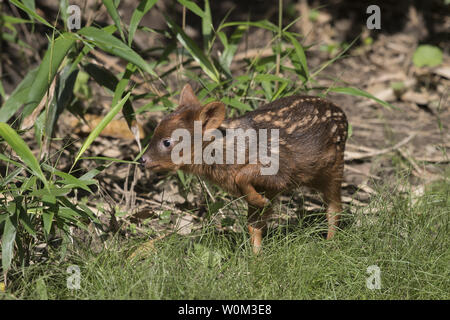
[135, 196, 201, 221]
[198, 177, 215, 202]
[345, 133, 417, 161]
[397, 148, 424, 176]
[345, 165, 381, 180]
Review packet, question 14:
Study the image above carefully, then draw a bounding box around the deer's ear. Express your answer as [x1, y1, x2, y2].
[179, 84, 200, 107]
[198, 102, 226, 132]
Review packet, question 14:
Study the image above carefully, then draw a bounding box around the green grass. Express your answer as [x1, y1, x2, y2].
[3, 177, 448, 300]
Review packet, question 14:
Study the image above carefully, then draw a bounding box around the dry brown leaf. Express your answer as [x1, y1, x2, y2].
[366, 83, 396, 102]
[175, 215, 193, 235]
[432, 66, 450, 79]
[401, 91, 430, 105]
[70, 114, 145, 140]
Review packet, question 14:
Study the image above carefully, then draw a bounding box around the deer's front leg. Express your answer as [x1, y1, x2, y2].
[235, 166, 272, 254]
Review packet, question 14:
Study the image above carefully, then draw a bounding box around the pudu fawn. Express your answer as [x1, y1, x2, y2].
[140, 84, 348, 253]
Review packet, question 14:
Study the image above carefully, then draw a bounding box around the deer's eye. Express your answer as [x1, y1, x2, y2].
[162, 139, 172, 148]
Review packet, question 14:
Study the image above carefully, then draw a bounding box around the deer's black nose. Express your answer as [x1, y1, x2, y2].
[139, 156, 147, 167]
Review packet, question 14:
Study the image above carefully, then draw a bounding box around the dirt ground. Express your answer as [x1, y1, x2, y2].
[1, 0, 449, 244]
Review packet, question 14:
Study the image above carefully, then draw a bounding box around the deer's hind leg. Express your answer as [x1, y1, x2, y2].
[307, 153, 344, 240]
[321, 160, 344, 240]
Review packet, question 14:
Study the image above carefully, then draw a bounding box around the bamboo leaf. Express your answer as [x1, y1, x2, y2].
[59, 0, 69, 30]
[218, 26, 247, 73]
[0, 123, 49, 189]
[177, 0, 206, 19]
[45, 66, 79, 147]
[0, 153, 23, 168]
[41, 164, 96, 193]
[220, 97, 252, 112]
[79, 165, 108, 181]
[23, 33, 76, 120]
[42, 211, 54, 235]
[9, 0, 54, 29]
[166, 16, 219, 83]
[84, 63, 137, 130]
[2, 15, 32, 24]
[84, 63, 118, 92]
[30, 187, 71, 197]
[128, 0, 158, 46]
[254, 74, 289, 83]
[113, 63, 137, 129]
[284, 32, 309, 81]
[202, 0, 212, 50]
[0, 68, 38, 122]
[19, 209, 36, 237]
[78, 26, 157, 77]
[220, 20, 278, 33]
[1, 215, 17, 272]
[102, 0, 125, 42]
[1, 167, 23, 186]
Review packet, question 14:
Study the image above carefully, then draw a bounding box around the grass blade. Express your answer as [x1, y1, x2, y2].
[79, 156, 139, 164]
[71, 92, 131, 169]
[328, 87, 397, 110]
[310, 37, 358, 81]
